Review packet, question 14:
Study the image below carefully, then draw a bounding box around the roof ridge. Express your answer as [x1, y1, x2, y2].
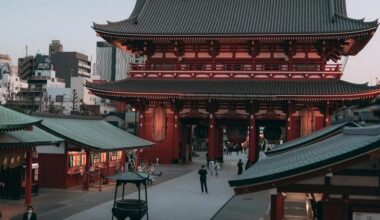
[335, 13, 379, 25]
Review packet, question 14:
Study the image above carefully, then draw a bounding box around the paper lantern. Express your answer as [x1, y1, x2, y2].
[152, 104, 167, 142]
[227, 125, 248, 144]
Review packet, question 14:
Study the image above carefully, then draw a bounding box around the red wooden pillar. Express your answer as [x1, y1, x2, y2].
[136, 108, 145, 166]
[324, 101, 330, 127]
[121, 150, 126, 170]
[138, 109, 145, 138]
[188, 125, 193, 162]
[172, 110, 180, 163]
[287, 102, 295, 142]
[83, 150, 91, 190]
[248, 114, 257, 163]
[103, 152, 109, 184]
[24, 150, 33, 206]
[208, 113, 216, 160]
[181, 125, 188, 162]
[217, 125, 224, 160]
[271, 192, 285, 220]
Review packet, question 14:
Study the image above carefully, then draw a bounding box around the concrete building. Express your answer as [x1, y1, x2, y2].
[51, 52, 91, 88]
[49, 40, 63, 55]
[96, 41, 144, 81]
[18, 56, 35, 80]
[16, 63, 65, 113]
[18, 54, 52, 80]
[70, 75, 116, 115]
[0, 54, 28, 104]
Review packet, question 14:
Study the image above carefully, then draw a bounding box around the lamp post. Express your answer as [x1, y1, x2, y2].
[132, 107, 138, 135]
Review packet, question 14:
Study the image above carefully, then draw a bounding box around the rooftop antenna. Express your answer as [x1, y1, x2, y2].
[25, 45, 28, 57]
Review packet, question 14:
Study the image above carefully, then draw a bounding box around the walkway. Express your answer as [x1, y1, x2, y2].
[1, 152, 272, 220]
[65, 152, 251, 220]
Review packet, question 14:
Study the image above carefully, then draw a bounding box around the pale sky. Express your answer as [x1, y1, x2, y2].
[0, 0, 379, 84]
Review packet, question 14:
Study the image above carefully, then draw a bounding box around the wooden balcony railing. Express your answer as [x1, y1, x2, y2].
[129, 63, 342, 79]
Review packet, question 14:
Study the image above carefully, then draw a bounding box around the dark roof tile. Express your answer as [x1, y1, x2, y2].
[86, 79, 380, 99]
[93, 0, 378, 36]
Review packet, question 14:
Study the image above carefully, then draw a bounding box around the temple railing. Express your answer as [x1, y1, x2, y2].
[129, 63, 342, 79]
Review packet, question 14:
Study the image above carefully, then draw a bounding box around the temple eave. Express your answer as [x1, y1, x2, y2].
[94, 28, 377, 41]
[87, 89, 380, 101]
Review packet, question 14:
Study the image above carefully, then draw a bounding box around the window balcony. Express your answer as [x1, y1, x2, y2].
[129, 63, 342, 79]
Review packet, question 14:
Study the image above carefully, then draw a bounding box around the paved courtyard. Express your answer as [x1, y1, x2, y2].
[1, 152, 272, 220]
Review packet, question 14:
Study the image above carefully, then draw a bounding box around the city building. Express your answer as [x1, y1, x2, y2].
[96, 41, 145, 81]
[51, 52, 91, 88]
[88, 0, 380, 166]
[49, 40, 63, 55]
[16, 55, 66, 113]
[17, 56, 35, 80]
[0, 54, 28, 104]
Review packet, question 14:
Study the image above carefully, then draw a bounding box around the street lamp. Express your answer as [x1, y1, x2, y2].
[132, 107, 138, 135]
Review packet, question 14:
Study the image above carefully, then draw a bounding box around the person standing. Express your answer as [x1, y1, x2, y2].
[214, 161, 219, 176]
[209, 160, 214, 176]
[237, 159, 244, 175]
[198, 165, 208, 194]
[22, 205, 37, 220]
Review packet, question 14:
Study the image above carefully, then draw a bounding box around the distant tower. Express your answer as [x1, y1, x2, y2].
[49, 40, 63, 55]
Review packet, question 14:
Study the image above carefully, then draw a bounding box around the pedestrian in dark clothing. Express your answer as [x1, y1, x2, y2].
[206, 153, 210, 167]
[22, 205, 37, 220]
[237, 159, 244, 175]
[198, 165, 208, 194]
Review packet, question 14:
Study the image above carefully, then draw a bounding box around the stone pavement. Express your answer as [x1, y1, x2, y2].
[65, 152, 268, 220]
[1, 152, 272, 220]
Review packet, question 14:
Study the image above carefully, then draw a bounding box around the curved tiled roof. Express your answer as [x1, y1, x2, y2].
[86, 79, 380, 100]
[0, 126, 63, 149]
[38, 117, 153, 151]
[229, 125, 380, 190]
[93, 0, 378, 37]
[0, 106, 42, 132]
[266, 122, 359, 156]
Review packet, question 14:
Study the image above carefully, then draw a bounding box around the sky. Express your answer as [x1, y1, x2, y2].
[0, 0, 379, 84]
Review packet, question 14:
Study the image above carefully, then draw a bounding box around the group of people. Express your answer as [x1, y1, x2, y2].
[198, 154, 246, 194]
[224, 143, 247, 155]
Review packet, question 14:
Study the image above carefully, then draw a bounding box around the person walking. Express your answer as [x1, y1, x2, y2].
[237, 159, 244, 175]
[22, 205, 37, 220]
[198, 165, 208, 194]
[214, 161, 219, 176]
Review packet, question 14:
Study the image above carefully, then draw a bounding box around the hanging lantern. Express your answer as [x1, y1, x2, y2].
[263, 126, 282, 141]
[152, 104, 167, 142]
[194, 125, 208, 139]
[227, 125, 248, 144]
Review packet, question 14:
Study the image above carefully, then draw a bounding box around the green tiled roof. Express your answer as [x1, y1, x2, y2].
[0, 126, 63, 149]
[266, 122, 359, 156]
[38, 117, 153, 151]
[93, 0, 378, 37]
[229, 125, 380, 188]
[86, 79, 380, 101]
[0, 106, 42, 132]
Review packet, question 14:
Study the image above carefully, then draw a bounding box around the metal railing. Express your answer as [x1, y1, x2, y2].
[129, 63, 342, 79]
